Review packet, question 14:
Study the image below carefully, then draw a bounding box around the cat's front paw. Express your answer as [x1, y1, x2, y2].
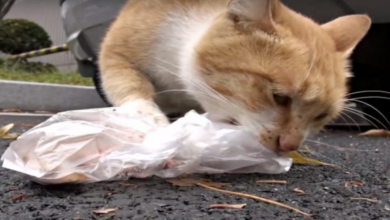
[120, 99, 169, 127]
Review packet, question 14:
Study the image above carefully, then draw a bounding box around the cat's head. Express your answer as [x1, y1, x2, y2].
[191, 0, 371, 152]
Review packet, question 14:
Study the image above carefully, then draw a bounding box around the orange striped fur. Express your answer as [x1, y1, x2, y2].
[99, 0, 371, 152]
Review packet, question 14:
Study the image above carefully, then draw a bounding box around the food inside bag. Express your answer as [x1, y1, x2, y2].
[1, 107, 292, 184]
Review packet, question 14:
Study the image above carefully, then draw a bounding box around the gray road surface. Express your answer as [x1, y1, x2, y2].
[0, 117, 389, 220]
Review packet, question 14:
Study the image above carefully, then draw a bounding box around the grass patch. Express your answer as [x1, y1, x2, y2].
[0, 68, 93, 86]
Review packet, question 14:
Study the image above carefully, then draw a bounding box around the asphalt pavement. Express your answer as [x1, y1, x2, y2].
[0, 116, 389, 220]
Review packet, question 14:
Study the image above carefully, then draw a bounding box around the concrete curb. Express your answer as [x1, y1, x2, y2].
[0, 112, 53, 127]
[0, 80, 108, 112]
[0, 80, 370, 127]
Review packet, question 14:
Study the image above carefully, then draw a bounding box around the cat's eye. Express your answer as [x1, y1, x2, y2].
[273, 93, 291, 107]
[314, 113, 328, 121]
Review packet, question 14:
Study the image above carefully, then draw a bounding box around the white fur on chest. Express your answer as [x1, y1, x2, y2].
[141, 8, 219, 115]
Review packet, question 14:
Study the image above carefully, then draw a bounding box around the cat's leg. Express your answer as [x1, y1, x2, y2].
[99, 56, 169, 126]
[121, 99, 170, 126]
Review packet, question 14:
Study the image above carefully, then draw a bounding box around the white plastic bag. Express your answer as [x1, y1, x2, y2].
[1, 107, 292, 184]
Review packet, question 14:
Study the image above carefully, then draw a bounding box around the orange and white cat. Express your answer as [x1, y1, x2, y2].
[98, 0, 371, 153]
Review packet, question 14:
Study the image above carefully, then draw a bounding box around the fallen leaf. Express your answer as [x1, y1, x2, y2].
[0, 123, 20, 139]
[11, 193, 25, 201]
[73, 217, 81, 220]
[2, 108, 22, 113]
[15, 123, 36, 128]
[256, 180, 287, 185]
[107, 192, 113, 196]
[167, 178, 229, 188]
[197, 183, 311, 217]
[359, 129, 390, 137]
[1, 132, 20, 139]
[92, 208, 117, 214]
[287, 151, 333, 166]
[34, 110, 56, 114]
[210, 204, 246, 209]
[300, 145, 313, 153]
[293, 188, 306, 195]
[344, 182, 349, 188]
[0, 123, 14, 137]
[119, 183, 137, 187]
[350, 197, 379, 203]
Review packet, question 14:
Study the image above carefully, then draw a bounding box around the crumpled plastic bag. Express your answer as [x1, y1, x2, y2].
[1, 107, 292, 184]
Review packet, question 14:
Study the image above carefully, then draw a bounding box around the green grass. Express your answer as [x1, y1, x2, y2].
[0, 68, 94, 86]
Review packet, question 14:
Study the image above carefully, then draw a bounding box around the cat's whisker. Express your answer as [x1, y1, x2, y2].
[349, 96, 390, 101]
[343, 107, 386, 130]
[346, 90, 390, 97]
[306, 140, 371, 152]
[155, 89, 186, 95]
[298, 43, 316, 93]
[301, 140, 347, 169]
[157, 59, 244, 113]
[182, 92, 242, 122]
[166, 108, 236, 124]
[196, 66, 245, 114]
[333, 97, 350, 106]
[158, 75, 231, 112]
[152, 57, 242, 114]
[304, 139, 369, 178]
[155, 87, 231, 113]
[155, 88, 222, 103]
[345, 98, 390, 128]
[343, 107, 380, 129]
[192, 78, 243, 114]
[338, 111, 361, 132]
[166, 93, 237, 122]
[153, 61, 208, 95]
[158, 89, 242, 123]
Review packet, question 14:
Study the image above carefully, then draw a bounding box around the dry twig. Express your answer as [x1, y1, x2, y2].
[92, 208, 117, 214]
[119, 183, 137, 187]
[167, 178, 229, 188]
[349, 181, 364, 187]
[293, 188, 306, 195]
[10, 193, 25, 201]
[350, 197, 379, 203]
[196, 183, 312, 217]
[15, 123, 36, 128]
[209, 204, 246, 209]
[256, 180, 287, 185]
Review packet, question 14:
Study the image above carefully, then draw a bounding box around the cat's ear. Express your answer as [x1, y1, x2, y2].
[321, 15, 371, 56]
[227, 0, 281, 33]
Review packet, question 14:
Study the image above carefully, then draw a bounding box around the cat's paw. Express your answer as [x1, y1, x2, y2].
[120, 99, 169, 127]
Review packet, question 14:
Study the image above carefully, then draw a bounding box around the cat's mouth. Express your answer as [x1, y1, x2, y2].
[223, 118, 298, 154]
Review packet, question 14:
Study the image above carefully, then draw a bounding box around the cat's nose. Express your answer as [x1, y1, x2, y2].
[277, 134, 302, 152]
